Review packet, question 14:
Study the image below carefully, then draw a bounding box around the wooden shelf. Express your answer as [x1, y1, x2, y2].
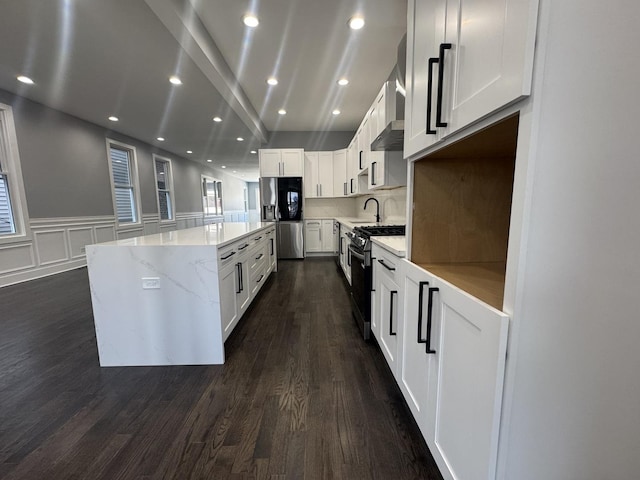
[418, 262, 506, 311]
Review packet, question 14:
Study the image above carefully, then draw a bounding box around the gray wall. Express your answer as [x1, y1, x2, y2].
[0, 89, 238, 219]
[265, 131, 354, 151]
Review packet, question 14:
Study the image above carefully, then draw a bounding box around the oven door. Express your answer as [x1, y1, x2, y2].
[349, 244, 372, 339]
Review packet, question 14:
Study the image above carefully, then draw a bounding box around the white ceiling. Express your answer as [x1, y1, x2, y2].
[0, 0, 406, 181]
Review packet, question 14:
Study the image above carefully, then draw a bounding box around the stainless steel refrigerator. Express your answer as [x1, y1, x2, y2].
[259, 177, 304, 259]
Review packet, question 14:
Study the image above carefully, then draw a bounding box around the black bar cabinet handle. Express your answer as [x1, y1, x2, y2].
[344, 182, 347, 196]
[270, 238, 274, 255]
[359, 151, 363, 170]
[350, 178, 354, 194]
[254, 236, 262, 241]
[255, 253, 263, 260]
[426, 287, 439, 354]
[436, 43, 452, 128]
[235, 263, 242, 294]
[348, 248, 351, 267]
[257, 274, 264, 284]
[426, 57, 438, 135]
[239, 263, 244, 292]
[417, 281, 429, 345]
[389, 290, 397, 336]
[377, 259, 396, 271]
[238, 243, 249, 250]
[371, 162, 377, 185]
[221, 251, 236, 260]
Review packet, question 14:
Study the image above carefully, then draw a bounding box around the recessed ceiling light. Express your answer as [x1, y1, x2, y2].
[332, 109, 341, 115]
[207, 159, 213, 163]
[243, 14, 259, 27]
[186, 150, 193, 154]
[213, 116, 222, 122]
[17, 75, 34, 85]
[159, 172, 165, 175]
[169, 76, 182, 85]
[237, 137, 244, 142]
[267, 77, 278, 86]
[250, 150, 257, 154]
[278, 109, 287, 115]
[348, 16, 365, 30]
[221, 165, 226, 169]
[108, 116, 119, 122]
[338, 78, 349, 86]
[157, 137, 165, 142]
[233, 170, 237, 173]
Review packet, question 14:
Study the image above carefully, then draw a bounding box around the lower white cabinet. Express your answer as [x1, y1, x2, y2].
[338, 224, 352, 284]
[219, 259, 240, 339]
[372, 244, 403, 379]
[400, 259, 509, 480]
[305, 219, 337, 254]
[266, 227, 277, 273]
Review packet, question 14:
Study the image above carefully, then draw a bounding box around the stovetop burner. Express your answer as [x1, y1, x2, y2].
[353, 225, 406, 238]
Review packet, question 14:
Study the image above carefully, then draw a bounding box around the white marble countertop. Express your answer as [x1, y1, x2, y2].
[372, 236, 407, 257]
[91, 222, 272, 248]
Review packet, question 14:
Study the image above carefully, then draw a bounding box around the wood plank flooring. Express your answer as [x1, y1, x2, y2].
[0, 258, 443, 479]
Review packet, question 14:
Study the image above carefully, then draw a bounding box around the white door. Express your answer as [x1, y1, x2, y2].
[399, 260, 439, 439]
[443, 0, 537, 137]
[237, 257, 251, 315]
[305, 220, 322, 252]
[304, 152, 319, 198]
[377, 264, 401, 377]
[281, 149, 304, 176]
[404, 0, 447, 159]
[321, 220, 334, 252]
[220, 261, 240, 340]
[427, 277, 509, 480]
[259, 150, 281, 177]
[333, 149, 347, 197]
[317, 152, 334, 197]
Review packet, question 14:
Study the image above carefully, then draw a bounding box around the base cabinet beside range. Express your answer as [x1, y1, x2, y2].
[399, 260, 509, 480]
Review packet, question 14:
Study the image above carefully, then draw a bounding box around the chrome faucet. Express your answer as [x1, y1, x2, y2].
[364, 198, 381, 223]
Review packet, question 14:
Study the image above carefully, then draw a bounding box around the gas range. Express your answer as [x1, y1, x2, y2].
[350, 225, 406, 251]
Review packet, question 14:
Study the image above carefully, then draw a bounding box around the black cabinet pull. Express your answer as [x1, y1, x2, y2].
[239, 263, 244, 292]
[257, 274, 264, 284]
[221, 251, 236, 260]
[254, 236, 262, 241]
[426, 57, 438, 134]
[343, 182, 347, 196]
[235, 263, 242, 294]
[426, 287, 439, 354]
[371, 161, 377, 185]
[417, 281, 429, 345]
[389, 290, 397, 336]
[238, 243, 249, 250]
[350, 178, 354, 194]
[436, 43, 452, 128]
[339, 237, 343, 255]
[255, 253, 263, 260]
[348, 248, 351, 267]
[270, 238, 274, 255]
[359, 151, 363, 170]
[377, 259, 396, 271]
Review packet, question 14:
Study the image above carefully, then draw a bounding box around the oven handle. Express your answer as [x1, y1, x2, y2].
[348, 244, 366, 262]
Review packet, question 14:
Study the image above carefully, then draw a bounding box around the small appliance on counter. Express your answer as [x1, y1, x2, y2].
[259, 177, 304, 259]
[348, 224, 406, 340]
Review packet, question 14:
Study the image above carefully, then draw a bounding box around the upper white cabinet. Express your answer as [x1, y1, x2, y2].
[333, 149, 348, 197]
[304, 151, 334, 198]
[259, 149, 304, 177]
[404, 0, 538, 160]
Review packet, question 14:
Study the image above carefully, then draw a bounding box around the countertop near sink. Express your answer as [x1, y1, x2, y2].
[372, 236, 406, 257]
[333, 217, 377, 229]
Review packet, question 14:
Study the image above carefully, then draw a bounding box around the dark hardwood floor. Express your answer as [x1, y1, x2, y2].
[0, 258, 443, 479]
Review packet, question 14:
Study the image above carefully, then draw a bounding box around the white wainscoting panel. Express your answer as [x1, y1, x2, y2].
[34, 230, 69, 266]
[0, 243, 35, 274]
[68, 227, 94, 259]
[95, 225, 116, 243]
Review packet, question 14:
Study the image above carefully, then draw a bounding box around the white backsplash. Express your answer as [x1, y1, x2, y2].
[304, 187, 407, 224]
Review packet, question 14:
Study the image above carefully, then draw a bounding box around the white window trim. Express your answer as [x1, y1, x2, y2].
[152, 154, 176, 224]
[201, 174, 224, 217]
[0, 103, 31, 246]
[105, 138, 142, 228]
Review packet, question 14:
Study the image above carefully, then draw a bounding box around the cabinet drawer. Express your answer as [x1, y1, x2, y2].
[373, 246, 400, 283]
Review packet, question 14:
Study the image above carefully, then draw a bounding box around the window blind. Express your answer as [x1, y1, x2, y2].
[109, 146, 137, 223]
[0, 174, 15, 234]
[155, 159, 172, 220]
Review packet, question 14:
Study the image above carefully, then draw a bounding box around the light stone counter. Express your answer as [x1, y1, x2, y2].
[86, 222, 273, 367]
[371, 236, 407, 257]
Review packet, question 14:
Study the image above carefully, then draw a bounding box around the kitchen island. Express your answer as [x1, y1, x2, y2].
[86, 222, 276, 366]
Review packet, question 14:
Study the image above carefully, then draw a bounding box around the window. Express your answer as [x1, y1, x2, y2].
[153, 155, 174, 221]
[106, 140, 140, 225]
[202, 175, 223, 216]
[0, 103, 29, 241]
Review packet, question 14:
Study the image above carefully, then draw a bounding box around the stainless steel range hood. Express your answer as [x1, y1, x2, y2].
[370, 34, 406, 152]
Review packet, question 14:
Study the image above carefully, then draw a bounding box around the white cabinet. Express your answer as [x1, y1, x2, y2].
[266, 227, 277, 273]
[305, 219, 337, 253]
[259, 149, 304, 177]
[332, 149, 348, 197]
[219, 259, 240, 339]
[404, 0, 537, 160]
[338, 224, 352, 284]
[372, 244, 403, 379]
[400, 260, 509, 480]
[304, 152, 334, 198]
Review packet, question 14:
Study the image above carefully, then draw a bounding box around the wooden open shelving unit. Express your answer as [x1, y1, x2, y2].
[411, 114, 519, 310]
